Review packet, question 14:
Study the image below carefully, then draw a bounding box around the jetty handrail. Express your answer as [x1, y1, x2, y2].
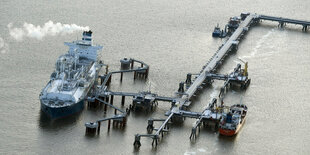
[155, 113, 174, 135]
[95, 97, 125, 113]
[106, 91, 140, 97]
[97, 115, 125, 122]
[259, 15, 310, 25]
[96, 58, 150, 97]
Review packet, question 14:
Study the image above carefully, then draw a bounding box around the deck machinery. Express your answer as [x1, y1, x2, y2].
[132, 92, 158, 112]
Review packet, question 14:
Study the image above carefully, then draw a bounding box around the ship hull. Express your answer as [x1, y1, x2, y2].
[40, 100, 84, 119]
[219, 118, 245, 136]
[219, 128, 237, 136]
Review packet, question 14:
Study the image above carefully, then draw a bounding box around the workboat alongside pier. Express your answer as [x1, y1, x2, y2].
[212, 24, 221, 37]
[39, 31, 103, 119]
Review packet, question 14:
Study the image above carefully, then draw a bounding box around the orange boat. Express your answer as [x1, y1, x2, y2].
[219, 104, 247, 136]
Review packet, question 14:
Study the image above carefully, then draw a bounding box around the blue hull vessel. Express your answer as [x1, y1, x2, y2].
[41, 100, 85, 119]
[39, 31, 103, 119]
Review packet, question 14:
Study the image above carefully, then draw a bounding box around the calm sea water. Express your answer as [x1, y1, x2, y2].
[0, 0, 309, 154]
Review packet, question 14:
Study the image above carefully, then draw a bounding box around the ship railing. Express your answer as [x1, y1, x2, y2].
[41, 80, 52, 96]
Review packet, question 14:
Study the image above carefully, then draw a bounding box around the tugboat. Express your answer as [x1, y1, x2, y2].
[219, 104, 247, 136]
[39, 30, 103, 119]
[212, 24, 221, 37]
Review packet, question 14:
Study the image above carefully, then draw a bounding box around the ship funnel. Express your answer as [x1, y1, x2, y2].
[82, 30, 92, 44]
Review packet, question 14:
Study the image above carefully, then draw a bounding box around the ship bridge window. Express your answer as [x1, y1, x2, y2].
[83, 32, 92, 36]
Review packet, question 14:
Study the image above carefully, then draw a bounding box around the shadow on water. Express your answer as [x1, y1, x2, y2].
[190, 126, 218, 145]
[131, 109, 155, 118]
[217, 134, 237, 151]
[218, 134, 237, 142]
[38, 110, 82, 130]
[133, 147, 140, 154]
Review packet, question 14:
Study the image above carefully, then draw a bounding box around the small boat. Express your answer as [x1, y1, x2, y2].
[212, 24, 221, 37]
[219, 104, 247, 136]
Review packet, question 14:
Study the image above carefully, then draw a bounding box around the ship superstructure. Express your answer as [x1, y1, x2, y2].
[40, 31, 103, 119]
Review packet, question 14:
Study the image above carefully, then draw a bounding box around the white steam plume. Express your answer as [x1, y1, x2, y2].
[0, 36, 9, 54]
[7, 21, 90, 41]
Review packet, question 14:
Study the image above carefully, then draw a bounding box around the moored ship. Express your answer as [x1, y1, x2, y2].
[219, 104, 247, 136]
[39, 30, 103, 119]
[212, 24, 221, 37]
